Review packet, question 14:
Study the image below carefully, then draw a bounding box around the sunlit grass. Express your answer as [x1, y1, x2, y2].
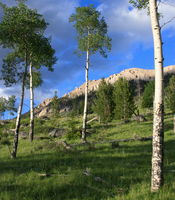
[0, 112, 175, 199]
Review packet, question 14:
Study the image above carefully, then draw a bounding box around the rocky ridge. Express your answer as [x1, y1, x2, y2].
[35, 65, 175, 117]
[64, 65, 175, 98]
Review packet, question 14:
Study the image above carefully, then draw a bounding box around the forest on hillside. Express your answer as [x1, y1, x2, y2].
[0, 0, 175, 199]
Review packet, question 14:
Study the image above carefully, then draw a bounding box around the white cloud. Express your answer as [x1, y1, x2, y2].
[159, 2, 175, 31]
[1, 0, 175, 101]
[0, 81, 21, 98]
[98, 0, 152, 50]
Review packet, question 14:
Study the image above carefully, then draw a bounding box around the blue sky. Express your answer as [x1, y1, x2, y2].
[0, 0, 175, 112]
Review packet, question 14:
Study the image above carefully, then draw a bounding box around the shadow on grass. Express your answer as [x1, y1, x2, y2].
[0, 139, 174, 200]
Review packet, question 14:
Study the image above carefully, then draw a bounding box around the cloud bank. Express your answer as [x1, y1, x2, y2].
[0, 0, 175, 102]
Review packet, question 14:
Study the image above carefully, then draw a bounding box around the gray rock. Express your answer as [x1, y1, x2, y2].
[41, 116, 49, 120]
[20, 124, 29, 128]
[0, 121, 5, 126]
[49, 129, 66, 138]
[19, 132, 28, 139]
[6, 129, 15, 135]
[132, 115, 147, 122]
[0, 120, 10, 126]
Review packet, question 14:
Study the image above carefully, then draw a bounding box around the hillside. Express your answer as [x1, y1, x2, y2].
[64, 65, 175, 98]
[0, 110, 175, 200]
[1, 67, 175, 200]
[35, 65, 175, 117]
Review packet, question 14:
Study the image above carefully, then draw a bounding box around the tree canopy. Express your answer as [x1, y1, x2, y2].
[69, 5, 111, 56]
[0, 96, 17, 119]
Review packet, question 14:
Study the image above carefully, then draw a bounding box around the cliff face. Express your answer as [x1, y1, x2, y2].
[64, 65, 175, 98]
[35, 65, 175, 117]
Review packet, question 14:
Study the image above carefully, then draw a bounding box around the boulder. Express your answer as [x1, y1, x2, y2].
[21, 124, 29, 128]
[132, 115, 147, 122]
[38, 107, 51, 117]
[5, 129, 15, 135]
[19, 132, 28, 139]
[0, 121, 5, 126]
[41, 116, 49, 120]
[49, 128, 66, 138]
[0, 120, 10, 126]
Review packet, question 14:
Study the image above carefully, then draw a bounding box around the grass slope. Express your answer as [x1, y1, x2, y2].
[0, 112, 175, 200]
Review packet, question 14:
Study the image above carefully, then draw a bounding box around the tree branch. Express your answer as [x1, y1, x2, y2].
[161, 16, 175, 28]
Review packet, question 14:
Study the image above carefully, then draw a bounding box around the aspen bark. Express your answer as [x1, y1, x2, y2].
[82, 49, 89, 142]
[149, 0, 164, 192]
[29, 62, 34, 142]
[11, 61, 28, 158]
[173, 114, 175, 133]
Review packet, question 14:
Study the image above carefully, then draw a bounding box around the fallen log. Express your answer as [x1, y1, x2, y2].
[72, 136, 152, 147]
[87, 116, 98, 124]
[38, 173, 52, 177]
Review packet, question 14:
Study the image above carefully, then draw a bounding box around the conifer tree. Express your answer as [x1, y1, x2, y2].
[165, 75, 175, 132]
[113, 78, 135, 121]
[142, 81, 155, 108]
[69, 5, 111, 141]
[51, 91, 60, 117]
[93, 79, 114, 123]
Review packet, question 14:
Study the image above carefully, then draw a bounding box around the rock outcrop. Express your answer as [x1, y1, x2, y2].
[34, 98, 53, 117]
[35, 65, 175, 117]
[64, 65, 175, 98]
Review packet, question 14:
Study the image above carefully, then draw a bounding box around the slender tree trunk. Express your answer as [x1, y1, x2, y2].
[173, 114, 175, 133]
[149, 0, 164, 192]
[82, 49, 89, 142]
[11, 61, 28, 159]
[29, 62, 34, 142]
[137, 76, 141, 105]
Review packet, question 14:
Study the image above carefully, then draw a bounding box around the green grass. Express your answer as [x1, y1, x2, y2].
[0, 112, 175, 200]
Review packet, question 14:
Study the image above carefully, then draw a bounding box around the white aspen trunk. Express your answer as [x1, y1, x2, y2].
[11, 61, 28, 159]
[82, 49, 89, 142]
[137, 76, 141, 105]
[173, 114, 175, 133]
[149, 0, 164, 192]
[29, 62, 34, 142]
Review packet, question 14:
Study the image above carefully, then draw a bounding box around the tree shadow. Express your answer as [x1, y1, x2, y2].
[0, 139, 174, 199]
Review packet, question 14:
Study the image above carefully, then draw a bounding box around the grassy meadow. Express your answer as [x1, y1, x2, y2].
[0, 111, 175, 200]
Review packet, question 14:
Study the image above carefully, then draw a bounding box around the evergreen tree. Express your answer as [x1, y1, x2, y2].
[165, 75, 175, 113]
[51, 91, 60, 117]
[165, 75, 175, 132]
[69, 5, 111, 142]
[113, 78, 135, 121]
[142, 80, 155, 108]
[71, 96, 84, 116]
[93, 79, 114, 122]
